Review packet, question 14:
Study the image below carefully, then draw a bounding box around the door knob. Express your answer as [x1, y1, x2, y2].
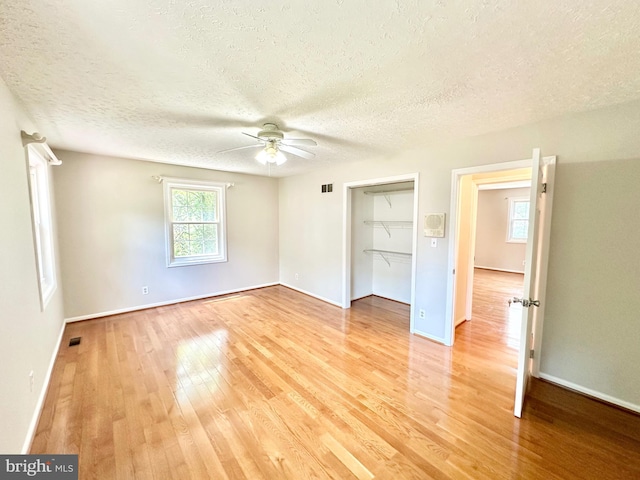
[509, 297, 540, 308]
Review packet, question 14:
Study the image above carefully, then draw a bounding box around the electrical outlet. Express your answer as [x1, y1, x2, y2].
[419, 309, 426, 319]
[142, 286, 149, 295]
[29, 370, 34, 392]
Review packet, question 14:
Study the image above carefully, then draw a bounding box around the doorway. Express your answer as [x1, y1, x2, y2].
[446, 152, 556, 416]
[454, 171, 532, 329]
[445, 160, 532, 346]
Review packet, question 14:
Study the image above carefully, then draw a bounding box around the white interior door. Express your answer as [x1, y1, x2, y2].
[513, 148, 555, 417]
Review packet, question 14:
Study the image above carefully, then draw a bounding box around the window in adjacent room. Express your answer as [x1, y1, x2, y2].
[27, 145, 57, 309]
[507, 197, 530, 243]
[164, 178, 227, 267]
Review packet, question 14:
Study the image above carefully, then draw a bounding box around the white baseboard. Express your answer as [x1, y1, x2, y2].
[22, 321, 66, 454]
[350, 293, 373, 302]
[65, 282, 279, 323]
[475, 265, 525, 274]
[538, 372, 640, 414]
[279, 283, 342, 307]
[371, 291, 410, 304]
[455, 315, 468, 327]
[411, 328, 446, 345]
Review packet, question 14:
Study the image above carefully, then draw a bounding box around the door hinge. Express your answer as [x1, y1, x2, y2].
[529, 349, 535, 359]
[452, 268, 455, 275]
[541, 182, 547, 193]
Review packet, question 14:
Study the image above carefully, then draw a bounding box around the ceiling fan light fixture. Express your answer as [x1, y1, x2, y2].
[220, 123, 314, 167]
[274, 150, 287, 165]
[265, 143, 278, 157]
[256, 142, 287, 166]
[255, 149, 269, 165]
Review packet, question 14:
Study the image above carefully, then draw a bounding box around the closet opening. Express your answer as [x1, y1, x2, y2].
[342, 174, 419, 332]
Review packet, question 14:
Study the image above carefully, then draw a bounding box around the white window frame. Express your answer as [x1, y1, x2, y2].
[507, 196, 530, 243]
[163, 177, 227, 267]
[27, 145, 57, 310]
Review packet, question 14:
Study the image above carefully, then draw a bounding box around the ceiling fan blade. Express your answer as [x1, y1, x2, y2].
[242, 132, 263, 141]
[217, 144, 262, 154]
[282, 138, 317, 146]
[279, 144, 315, 159]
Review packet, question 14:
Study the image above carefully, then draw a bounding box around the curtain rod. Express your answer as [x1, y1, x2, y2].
[152, 175, 234, 189]
[21, 131, 62, 165]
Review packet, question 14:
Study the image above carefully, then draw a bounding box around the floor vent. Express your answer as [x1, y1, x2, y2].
[69, 337, 81, 347]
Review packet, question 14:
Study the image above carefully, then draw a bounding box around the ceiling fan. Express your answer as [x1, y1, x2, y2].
[217, 123, 317, 166]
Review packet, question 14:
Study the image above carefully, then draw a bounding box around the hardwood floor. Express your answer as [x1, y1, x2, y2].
[32, 276, 640, 479]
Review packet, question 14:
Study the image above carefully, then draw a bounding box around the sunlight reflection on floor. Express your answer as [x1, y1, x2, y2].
[175, 329, 229, 406]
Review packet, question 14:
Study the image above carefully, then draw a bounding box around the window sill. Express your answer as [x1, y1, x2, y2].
[167, 256, 228, 267]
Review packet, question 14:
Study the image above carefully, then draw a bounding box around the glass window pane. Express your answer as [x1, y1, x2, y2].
[203, 240, 217, 255]
[174, 239, 189, 257]
[176, 189, 217, 222]
[172, 189, 188, 207]
[166, 181, 225, 265]
[203, 225, 217, 254]
[174, 223, 186, 235]
[173, 206, 188, 221]
[173, 223, 219, 257]
[189, 224, 204, 242]
[173, 225, 189, 257]
[27, 151, 58, 309]
[512, 220, 529, 239]
[203, 192, 217, 221]
[513, 201, 530, 219]
[186, 191, 202, 222]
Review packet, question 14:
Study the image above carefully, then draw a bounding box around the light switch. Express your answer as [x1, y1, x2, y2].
[431, 238, 437, 247]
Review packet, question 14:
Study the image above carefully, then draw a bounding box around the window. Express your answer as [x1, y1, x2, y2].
[27, 145, 57, 309]
[164, 178, 227, 267]
[507, 197, 530, 243]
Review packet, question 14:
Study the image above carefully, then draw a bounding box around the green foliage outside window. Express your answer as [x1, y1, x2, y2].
[171, 189, 219, 257]
[509, 199, 530, 241]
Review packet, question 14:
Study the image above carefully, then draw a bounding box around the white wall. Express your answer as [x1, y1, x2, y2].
[53, 151, 279, 319]
[540, 158, 640, 407]
[350, 188, 374, 300]
[279, 174, 343, 304]
[475, 187, 530, 273]
[370, 190, 413, 303]
[0, 78, 66, 452]
[279, 99, 640, 409]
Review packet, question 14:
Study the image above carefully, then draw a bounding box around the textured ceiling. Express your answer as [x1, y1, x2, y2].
[2, 1, 640, 177]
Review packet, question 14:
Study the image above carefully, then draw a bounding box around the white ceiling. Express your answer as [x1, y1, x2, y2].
[2, 1, 640, 177]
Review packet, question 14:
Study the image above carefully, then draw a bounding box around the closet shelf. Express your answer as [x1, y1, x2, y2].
[363, 249, 412, 266]
[363, 187, 413, 207]
[363, 188, 413, 195]
[364, 220, 413, 237]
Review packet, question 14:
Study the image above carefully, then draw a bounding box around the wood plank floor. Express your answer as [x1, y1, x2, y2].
[31, 271, 640, 479]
